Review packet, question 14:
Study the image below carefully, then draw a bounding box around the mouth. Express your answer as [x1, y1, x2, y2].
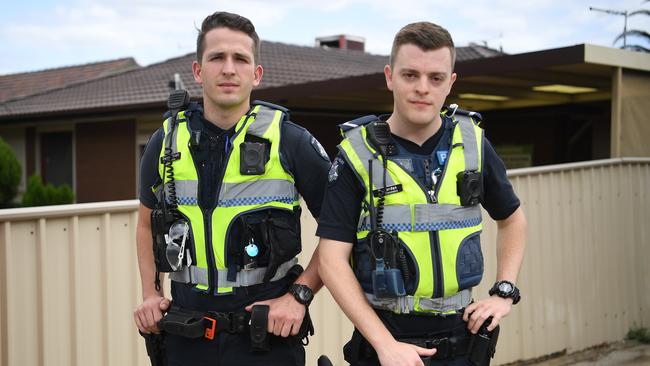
[409, 100, 432, 107]
[218, 82, 239, 88]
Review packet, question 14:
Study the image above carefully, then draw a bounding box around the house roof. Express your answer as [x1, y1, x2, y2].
[0, 58, 140, 104]
[0, 42, 502, 120]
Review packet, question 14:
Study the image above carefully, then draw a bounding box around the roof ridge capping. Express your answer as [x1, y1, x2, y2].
[0, 57, 139, 77]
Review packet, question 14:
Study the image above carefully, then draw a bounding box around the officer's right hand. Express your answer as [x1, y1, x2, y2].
[134, 295, 170, 334]
[376, 339, 436, 366]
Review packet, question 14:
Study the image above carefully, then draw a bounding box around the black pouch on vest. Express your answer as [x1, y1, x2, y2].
[457, 170, 483, 206]
[261, 212, 301, 283]
[226, 214, 270, 281]
[151, 208, 176, 273]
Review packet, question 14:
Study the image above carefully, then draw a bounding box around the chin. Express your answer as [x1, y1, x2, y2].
[215, 95, 245, 108]
[405, 111, 437, 126]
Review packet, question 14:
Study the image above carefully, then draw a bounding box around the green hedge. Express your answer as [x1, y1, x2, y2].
[0, 137, 22, 208]
[22, 175, 74, 207]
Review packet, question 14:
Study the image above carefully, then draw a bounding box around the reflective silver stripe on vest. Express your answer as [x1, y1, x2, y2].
[358, 204, 482, 232]
[414, 204, 482, 231]
[358, 204, 411, 232]
[454, 115, 479, 172]
[163, 180, 199, 205]
[366, 289, 472, 314]
[248, 106, 280, 137]
[346, 127, 396, 189]
[169, 258, 298, 287]
[169, 266, 208, 287]
[218, 179, 298, 207]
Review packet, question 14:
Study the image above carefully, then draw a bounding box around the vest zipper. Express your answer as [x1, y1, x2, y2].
[193, 158, 218, 294]
[384, 154, 443, 298]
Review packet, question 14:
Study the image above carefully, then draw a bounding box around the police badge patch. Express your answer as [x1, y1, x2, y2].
[328, 156, 344, 184]
[310, 136, 329, 161]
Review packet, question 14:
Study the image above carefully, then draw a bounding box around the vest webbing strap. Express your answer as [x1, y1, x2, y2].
[169, 258, 298, 287]
[358, 204, 482, 232]
[346, 127, 396, 189]
[453, 115, 479, 172]
[366, 289, 472, 314]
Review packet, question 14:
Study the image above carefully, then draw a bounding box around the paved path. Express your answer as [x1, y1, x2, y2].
[518, 341, 650, 366]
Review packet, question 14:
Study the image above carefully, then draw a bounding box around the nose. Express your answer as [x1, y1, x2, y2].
[415, 75, 429, 95]
[221, 56, 235, 76]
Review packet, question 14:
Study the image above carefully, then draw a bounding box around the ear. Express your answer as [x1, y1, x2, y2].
[446, 72, 457, 95]
[192, 61, 202, 84]
[384, 64, 394, 91]
[252, 64, 263, 88]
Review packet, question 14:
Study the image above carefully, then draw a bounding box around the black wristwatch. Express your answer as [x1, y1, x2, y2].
[289, 284, 314, 306]
[489, 280, 521, 305]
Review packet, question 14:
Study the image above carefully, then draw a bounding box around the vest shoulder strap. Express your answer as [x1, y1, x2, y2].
[445, 104, 482, 125]
[338, 115, 379, 137]
[247, 101, 287, 138]
[252, 100, 290, 114]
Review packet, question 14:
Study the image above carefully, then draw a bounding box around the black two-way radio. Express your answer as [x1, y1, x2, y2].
[151, 89, 191, 290]
[366, 120, 406, 298]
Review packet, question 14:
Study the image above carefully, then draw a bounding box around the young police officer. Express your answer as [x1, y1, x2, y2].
[134, 12, 329, 366]
[318, 22, 527, 366]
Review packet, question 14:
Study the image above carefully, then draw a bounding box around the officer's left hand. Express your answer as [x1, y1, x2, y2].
[463, 295, 512, 334]
[245, 293, 306, 337]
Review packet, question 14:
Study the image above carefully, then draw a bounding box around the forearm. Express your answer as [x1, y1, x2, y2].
[318, 238, 394, 349]
[495, 206, 527, 283]
[294, 243, 323, 293]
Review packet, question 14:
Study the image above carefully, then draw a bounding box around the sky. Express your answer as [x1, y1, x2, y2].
[1, 0, 648, 75]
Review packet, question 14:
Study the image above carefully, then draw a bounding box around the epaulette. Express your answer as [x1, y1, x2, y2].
[252, 100, 290, 114]
[162, 101, 202, 120]
[338, 115, 379, 137]
[445, 104, 482, 125]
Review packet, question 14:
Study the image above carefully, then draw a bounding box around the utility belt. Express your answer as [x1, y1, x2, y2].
[345, 318, 498, 366]
[158, 303, 314, 351]
[345, 328, 470, 364]
[366, 289, 472, 315]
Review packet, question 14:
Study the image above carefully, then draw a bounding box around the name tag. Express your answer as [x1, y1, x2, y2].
[373, 184, 403, 196]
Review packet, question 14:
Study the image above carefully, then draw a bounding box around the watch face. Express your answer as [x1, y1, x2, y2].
[498, 282, 513, 294]
[292, 285, 313, 305]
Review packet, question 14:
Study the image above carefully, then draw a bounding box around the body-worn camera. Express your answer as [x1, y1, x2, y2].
[457, 170, 483, 206]
[240, 141, 268, 175]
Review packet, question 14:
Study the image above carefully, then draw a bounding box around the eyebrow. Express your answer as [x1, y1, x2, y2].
[205, 51, 252, 61]
[400, 68, 447, 78]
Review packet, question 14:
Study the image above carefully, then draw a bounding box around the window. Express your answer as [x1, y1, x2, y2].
[40, 131, 73, 187]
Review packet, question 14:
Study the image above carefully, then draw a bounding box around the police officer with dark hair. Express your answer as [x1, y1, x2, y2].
[134, 11, 329, 366]
[318, 22, 527, 366]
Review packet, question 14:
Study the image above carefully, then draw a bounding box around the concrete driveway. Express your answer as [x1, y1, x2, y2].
[518, 341, 650, 366]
